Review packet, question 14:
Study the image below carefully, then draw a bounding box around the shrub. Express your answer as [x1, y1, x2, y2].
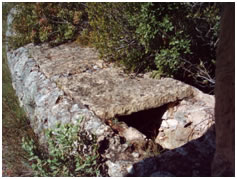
[87, 2, 148, 72]
[177, 2, 221, 92]
[10, 2, 88, 49]
[133, 2, 192, 76]
[87, 2, 221, 93]
[22, 118, 102, 177]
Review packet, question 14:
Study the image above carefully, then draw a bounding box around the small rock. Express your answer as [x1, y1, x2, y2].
[126, 165, 134, 174]
[132, 152, 140, 158]
[122, 127, 146, 142]
[93, 65, 99, 70]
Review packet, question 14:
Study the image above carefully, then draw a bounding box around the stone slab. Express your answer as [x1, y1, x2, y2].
[29, 43, 194, 120]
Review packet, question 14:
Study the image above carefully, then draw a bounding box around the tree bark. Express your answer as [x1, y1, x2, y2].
[212, 3, 235, 176]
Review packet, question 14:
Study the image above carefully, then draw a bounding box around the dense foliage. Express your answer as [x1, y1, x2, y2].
[11, 2, 87, 47]
[8, 2, 221, 93]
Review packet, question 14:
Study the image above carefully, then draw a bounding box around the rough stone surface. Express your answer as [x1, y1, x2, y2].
[29, 43, 194, 119]
[130, 126, 216, 177]
[6, 8, 17, 40]
[7, 44, 137, 176]
[156, 88, 215, 149]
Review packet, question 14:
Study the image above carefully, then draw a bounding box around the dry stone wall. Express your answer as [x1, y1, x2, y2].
[6, 8, 216, 176]
[6, 42, 216, 176]
[7, 44, 133, 176]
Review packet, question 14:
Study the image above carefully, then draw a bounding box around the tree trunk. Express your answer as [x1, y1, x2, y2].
[212, 3, 235, 176]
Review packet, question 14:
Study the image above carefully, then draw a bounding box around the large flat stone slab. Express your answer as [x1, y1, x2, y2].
[29, 43, 193, 119]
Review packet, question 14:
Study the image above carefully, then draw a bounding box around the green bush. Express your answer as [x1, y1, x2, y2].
[178, 2, 221, 92]
[22, 118, 102, 177]
[133, 2, 192, 76]
[87, 2, 146, 72]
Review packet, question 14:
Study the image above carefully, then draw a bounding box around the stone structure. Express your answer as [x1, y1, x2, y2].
[6, 8, 216, 176]
[6, 42, 216, 176]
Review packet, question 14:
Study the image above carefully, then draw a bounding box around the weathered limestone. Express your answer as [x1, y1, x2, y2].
[6, 8, 17, 40]
[29, 43, 193, 120]
[7, 44, 134, 176]
[156, 88, 215, 149]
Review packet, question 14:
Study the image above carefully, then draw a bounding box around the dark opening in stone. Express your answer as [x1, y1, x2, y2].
[116, 103, 169, 140]
[98, 138, 110, 154]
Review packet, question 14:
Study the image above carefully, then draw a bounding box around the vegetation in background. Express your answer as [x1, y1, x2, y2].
[22, 119, 103, 177]
[9, 2, 88, 48]
[9, 2, 221, 93]
[87, 3, 146, 72]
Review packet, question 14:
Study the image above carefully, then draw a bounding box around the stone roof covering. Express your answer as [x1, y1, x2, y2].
[29, 43, 193, 119]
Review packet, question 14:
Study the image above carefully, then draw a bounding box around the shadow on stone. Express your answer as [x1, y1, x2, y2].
[117, 104, 169, 140]
[98, 138, 110, 154]
[126, 125, 216, 177]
